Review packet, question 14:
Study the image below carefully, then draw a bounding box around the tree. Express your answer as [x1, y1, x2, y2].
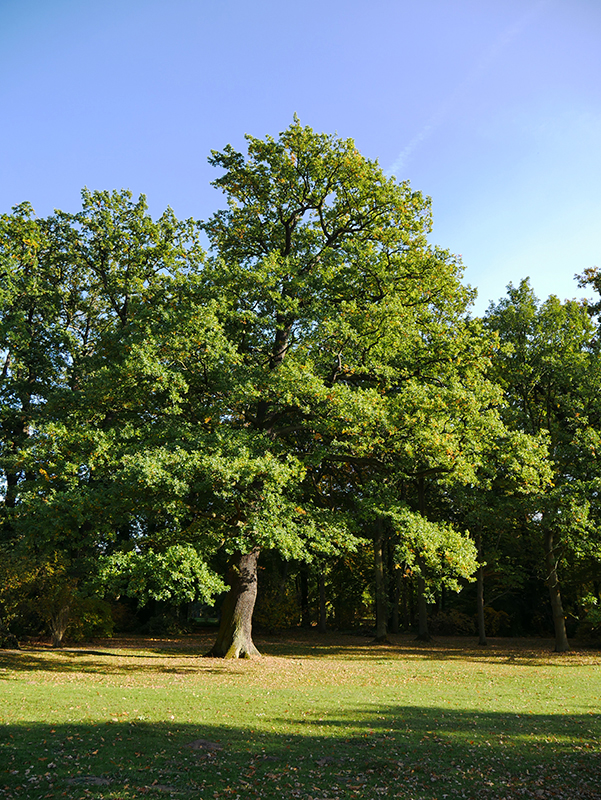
[200, 118, 498, 655]
[1, 190, 230, 644]
[1, 124, 516, 655]
[485, 279, 601, 651]
[436, 428, 552, 644]
[0, 202, 86, 644]
[0, 203, 67, 519]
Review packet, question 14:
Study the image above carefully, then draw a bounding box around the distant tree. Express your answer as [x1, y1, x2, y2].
[485, 279, 601, 651]
[0, 202, 87, 644]
[436, 428, 552, 644]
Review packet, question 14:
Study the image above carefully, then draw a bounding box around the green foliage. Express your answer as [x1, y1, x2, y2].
[359, 495, 479, 595]
[0, 122, 498, 640]
[576, 595, 601, 644]
[253, 585, 300, 632]
[97, 545, 225, 607]
[328, 551, 374, 629]
[484, 282, 601, 609]
[5, 124, 600, 642]
[65, 597, 114, 641]
[139, 611, 186, 636]
[394, 511, 478, 593]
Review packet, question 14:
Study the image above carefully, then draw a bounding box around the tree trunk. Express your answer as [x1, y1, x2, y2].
[389, 567, 401, 634]
[318, 570, 327, 633]
[300, 565, 310, 628]
[0, 617, 20, 649]
[49, 605, 70, 648]
[401, 567, 411, 631]
[4, 471, 18, 509]
[476, 533, 487, 646]
[415, 575, 431, 641]
[207, 549, 261, 658]
[387, 535, 400, 634]
[477, 563, 487, 646]
[415, 477, 431, 641]
[373, 522, 389, 642]
[544, 528, 569, 652]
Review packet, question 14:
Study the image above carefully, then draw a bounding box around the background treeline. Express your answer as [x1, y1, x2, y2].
[1, 121, 601, 655]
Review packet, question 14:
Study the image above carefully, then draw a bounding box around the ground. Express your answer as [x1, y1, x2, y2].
[1, 631, 600, 799]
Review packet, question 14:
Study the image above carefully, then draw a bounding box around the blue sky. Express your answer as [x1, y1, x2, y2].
[1, 0, 600, 314]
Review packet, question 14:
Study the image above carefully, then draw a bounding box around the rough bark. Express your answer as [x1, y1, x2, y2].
[544, 528, 570, 652]
[207, 549, 261, 659]
[373, 523, 389, 643]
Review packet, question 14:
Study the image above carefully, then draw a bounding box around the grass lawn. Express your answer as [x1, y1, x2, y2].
[1, 631, 600, 800]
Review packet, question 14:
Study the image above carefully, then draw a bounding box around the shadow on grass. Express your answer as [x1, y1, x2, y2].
[1, 633, 599, 678]
[257, 632, 601, 666]
[1, 704, 600, 799]
[0, 649, 244, 676]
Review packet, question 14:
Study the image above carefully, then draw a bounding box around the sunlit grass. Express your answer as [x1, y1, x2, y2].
[1, 632, 600, 799]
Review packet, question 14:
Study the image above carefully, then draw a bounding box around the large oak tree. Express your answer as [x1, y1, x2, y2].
[200, 119, 499, 656]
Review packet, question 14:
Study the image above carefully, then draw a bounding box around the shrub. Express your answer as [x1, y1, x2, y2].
[138, 612, 185, 636]
[576, 603, 601, 645]
[66, 597, 114, 641]
[429, 609, 475, 636]
[254, 585, 300, 632]
[483, 606, 512, 636]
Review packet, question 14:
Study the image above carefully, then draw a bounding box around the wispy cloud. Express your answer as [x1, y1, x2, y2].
[387, 0, 552, 177]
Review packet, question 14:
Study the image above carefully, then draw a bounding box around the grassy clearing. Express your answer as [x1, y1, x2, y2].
[1, 632, 600, 799]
